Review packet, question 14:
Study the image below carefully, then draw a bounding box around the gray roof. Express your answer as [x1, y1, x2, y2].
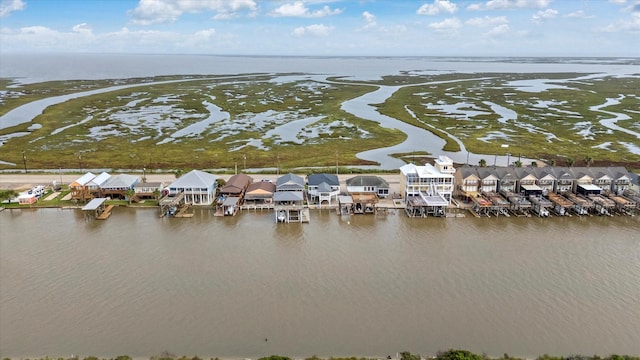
[101, 174, 139, 189]
[308, 173, 339, 186]
[514, 167, 537, 179]
[477, 167, 500, 179]
[222, 197, 240, 206]
[345, 175, 389, 188]
[273, 191, 304, 202]
[169, 170, 219, 190]
[276, 173, 305, 191]
[317, 182, 332, 192]
[458, 166, 479, 180]
[82, 198, 107, 211]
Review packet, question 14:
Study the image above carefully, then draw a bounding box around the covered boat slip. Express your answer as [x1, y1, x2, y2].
[529, 195, 552, 217]
[405, 192, 448, 218]
[565, 192, 594, 215]
[466, 191, 507, 217]
[588, 194, 616, 216]
[274, 191, 309, 223]
[606, 193, 637, 215]
[337, 195, 353, 216]
[350, 193, 378, 214]
[81, 198, 113, 220]
[221, 196, 240, 216]
[547, 192, 574, 216]
[275, 206, 310, 223]
[159, 192, 193, 218]
[500, 189, 532, 216]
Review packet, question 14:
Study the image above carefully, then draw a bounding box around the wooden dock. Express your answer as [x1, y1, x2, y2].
[96, 204, 114, 220]
[174, 204, 194, 218]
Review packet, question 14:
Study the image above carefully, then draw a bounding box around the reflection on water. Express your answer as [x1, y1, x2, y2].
[1, 208, 639, 358]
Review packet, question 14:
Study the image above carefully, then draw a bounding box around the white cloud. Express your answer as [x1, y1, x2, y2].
[532, 8, 558, 23]
[466, 15, 508, 26]
[292, 24, 333, 36]
[0, 0, 24, 18]
[128, 0, 257, 25]
[609, 0, 627, 4]
[72, 23, 93, 34]
[484, 23, 510, 36]
[467, 0, 552, 11]
[599, 12, 640, 32]
[271, 2, 342, 18]
[193, 28, 216, 40]
[565, 10, 594, 19]
[417, 0, 457, 15]
[0, 24, 228, 52]
[428, 17, 462, 32]
[361, 11, 377, 30]
[465, 16, 510, 37]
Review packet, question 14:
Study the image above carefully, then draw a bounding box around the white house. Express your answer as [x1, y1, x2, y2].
[166, 170, 219, 205]
[345, 175, 390, 198]
[307, 173, 340, 205]
[399, 161, 454, 203]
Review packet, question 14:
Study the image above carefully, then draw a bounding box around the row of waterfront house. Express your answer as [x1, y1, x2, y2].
[64, 156, 639, 221]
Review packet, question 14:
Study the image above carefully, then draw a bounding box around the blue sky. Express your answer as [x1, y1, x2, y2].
[1, 0, 639, 56]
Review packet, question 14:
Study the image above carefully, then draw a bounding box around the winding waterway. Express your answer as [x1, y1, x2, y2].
[2, 55, 639, 168]
[1, 208, 639, 358]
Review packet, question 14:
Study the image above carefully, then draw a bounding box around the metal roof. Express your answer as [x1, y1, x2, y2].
[222, 197, 240, 206]
[102, 174, 139, 189]
[82, 198, 107, 211]
[169, 170, 218, 189]
[273, 191, 304, 202]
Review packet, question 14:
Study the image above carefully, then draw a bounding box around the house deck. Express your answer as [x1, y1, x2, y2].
[547, 192, 574, 216]
[588, 194, 616, 216]
[606, 193, 637, 215]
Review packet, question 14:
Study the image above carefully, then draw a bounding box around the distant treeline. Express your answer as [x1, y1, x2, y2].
[4, 349, 639, 360]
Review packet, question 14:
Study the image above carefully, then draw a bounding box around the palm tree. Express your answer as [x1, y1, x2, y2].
[531, 161, 538, 167]
[478, 158, 487, 167]
[549, 159, 556, 167]
[514, 160, 523, 168]
[125, 188, 135, 204]
[567, 157, 575, 167]
[583, 155, 593, 167]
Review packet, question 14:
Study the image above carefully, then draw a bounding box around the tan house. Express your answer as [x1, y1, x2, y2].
[70, 172, 97, 202]
[244, 181, 275, 205]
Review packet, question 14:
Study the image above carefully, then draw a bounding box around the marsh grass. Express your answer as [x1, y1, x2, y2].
[1, 75, 404, 170]
[1, 73, 638, 171]
[376, 73, 639, 165]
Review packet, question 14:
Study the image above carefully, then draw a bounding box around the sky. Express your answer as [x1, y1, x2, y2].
[0, 0, 639, 57]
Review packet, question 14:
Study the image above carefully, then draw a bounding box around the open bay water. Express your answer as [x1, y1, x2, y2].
[1, 54, 639, 84]
[1, 54, 640, 357]
[1, 208, 639, 358]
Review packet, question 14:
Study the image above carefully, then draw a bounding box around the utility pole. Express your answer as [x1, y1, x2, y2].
[243, 154, 246, 171]
[22, 151, 27, 173]
[507, 153, 511, 167]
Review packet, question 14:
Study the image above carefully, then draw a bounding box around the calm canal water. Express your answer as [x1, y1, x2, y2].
[1, 208, 639, 358]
